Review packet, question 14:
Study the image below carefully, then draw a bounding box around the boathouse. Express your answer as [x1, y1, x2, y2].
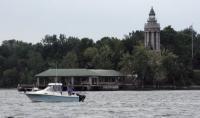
[35, 69, 129, 90]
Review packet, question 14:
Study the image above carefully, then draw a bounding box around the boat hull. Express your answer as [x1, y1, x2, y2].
[26, 93, 79, 102]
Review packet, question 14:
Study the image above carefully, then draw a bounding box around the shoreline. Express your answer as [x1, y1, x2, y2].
[2, 86, 200, 91]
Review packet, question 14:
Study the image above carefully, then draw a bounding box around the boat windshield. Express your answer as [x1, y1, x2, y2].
[45, 85, 62, 92]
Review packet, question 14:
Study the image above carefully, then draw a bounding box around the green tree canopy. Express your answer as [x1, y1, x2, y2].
[62, 51, 79, 68]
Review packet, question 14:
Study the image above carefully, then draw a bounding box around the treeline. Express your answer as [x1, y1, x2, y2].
[0, 26, 200, 88]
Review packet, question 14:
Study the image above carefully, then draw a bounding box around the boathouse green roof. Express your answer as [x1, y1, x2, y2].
[35, 69, 124, 77]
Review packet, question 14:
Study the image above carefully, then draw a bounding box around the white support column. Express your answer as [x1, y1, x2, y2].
[116, 77, 119, 83]
[155, 32, 158, 50]
[154, 32, 156, 50]
[89, 77, 92, 85]
[37, 77, 40, 87]
[54, 77, 58, 83]
[96, 77, 99, 85]
[156, 32, 159, 50]
[64, 77, 68, 85]
[71, 77, 74, 85]
[151, 31, 154, 50]
[158, 32, 160, 51]
[144, 32, 146, 47]
[146, 32, 149, 48]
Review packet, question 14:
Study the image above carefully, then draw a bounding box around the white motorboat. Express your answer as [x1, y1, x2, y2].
[25, 83, 85, 102]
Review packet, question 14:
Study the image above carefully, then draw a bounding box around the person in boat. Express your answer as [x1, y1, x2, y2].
[67, 83, 74, 95]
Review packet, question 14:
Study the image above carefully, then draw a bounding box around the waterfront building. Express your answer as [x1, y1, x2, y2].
[144, 7, 160, 51]
[35, 69, 132, 90]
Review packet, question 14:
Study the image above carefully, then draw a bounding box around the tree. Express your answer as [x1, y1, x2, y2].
[0, 27, 199, 88]
[131, 46, 150, 88]
[27, 51, 46, 73]
[122, 31, 144, 54]
[119, 53, 135, 75]
[62, 51, 79, 68]
[83, 47, 98, 68]
[161, 26, 177, 51]
[193, 34, 200, 69]
[161, 51, 180, 87]
[80, 38, 94, 51]
[2, 68, 18, 87]
[148, 51, 166, 88]
[93, 45, 113, 69]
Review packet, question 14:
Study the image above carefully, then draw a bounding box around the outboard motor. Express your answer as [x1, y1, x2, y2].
[76, 93, 86, 102]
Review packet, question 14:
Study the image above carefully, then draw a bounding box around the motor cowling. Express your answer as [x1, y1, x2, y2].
[76, 93, 86, 102]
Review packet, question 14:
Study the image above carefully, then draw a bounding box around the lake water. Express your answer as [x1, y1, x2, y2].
[1, 90, 200, 118]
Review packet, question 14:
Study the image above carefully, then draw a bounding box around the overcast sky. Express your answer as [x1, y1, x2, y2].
[0, 0, 199, 43]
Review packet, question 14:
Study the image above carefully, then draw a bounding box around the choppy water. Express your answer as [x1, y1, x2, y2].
[1, 90, 200, 118]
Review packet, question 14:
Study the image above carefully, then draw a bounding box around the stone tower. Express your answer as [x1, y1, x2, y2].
[144, 7, 160, 51]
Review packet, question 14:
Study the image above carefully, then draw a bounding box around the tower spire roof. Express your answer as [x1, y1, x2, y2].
[145, 7, 160, 51]
[149, 7, 155, 16]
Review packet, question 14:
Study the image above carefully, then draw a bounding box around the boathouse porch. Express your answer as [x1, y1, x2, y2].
[35, 69, 127, 90]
